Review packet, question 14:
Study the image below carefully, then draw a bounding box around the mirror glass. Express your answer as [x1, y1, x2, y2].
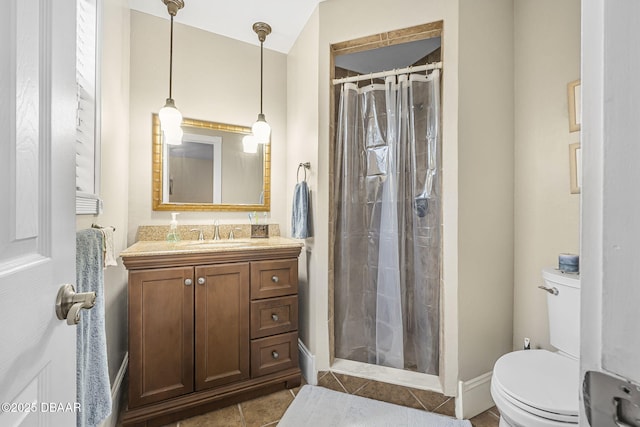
[152, 114, 270, 211]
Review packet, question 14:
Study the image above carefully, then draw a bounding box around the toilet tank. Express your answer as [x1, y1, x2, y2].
[542, 267, 581, 358]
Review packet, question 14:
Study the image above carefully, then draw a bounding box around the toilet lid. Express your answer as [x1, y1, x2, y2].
[493, 350, 579, 420]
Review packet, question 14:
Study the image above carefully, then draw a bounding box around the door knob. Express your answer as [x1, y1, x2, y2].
[55, 284, 96, 325]
[198, 277, 206, 285]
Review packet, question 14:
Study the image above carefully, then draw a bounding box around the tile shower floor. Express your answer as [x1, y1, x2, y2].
[121, 371, 500, 427]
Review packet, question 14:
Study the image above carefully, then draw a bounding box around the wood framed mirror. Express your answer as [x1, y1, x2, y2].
[152, 114, 270, 211]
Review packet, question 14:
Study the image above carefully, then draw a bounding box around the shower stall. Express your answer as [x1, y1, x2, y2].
[332, 43, 442, 378]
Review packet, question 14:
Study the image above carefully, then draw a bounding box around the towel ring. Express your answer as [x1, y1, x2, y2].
[297, 162, 311, 182]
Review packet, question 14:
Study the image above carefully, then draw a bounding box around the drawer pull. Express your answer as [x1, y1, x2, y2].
[271, 313, 279, 322]
[271, 275, 279, 283]
[184, 279, 193, 286]
[271, 350, 279, 359]
[197, 277, 206, 285]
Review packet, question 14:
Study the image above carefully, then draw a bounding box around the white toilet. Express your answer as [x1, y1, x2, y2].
[491, 268, 580, 427]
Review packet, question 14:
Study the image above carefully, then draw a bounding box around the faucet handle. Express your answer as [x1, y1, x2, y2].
[228, 227, 242, 240]
[190, 228, 204, 241]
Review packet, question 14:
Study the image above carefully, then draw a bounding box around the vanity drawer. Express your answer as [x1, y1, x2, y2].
[250, 259, 298, 299]
[250, 296, 298, 339]
[250, 332, 298, 378]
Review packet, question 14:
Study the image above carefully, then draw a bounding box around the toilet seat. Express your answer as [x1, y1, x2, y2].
[492, 350, 579, 424]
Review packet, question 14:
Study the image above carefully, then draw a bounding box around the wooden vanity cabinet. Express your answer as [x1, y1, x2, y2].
[122, 247, 301, 427]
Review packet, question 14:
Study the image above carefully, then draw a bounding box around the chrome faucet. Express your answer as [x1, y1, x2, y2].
[213, 220, 220, 240]
[190, 228, 204, 241]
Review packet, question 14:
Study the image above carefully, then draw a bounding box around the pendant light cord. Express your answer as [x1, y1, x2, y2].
[260, 41, 264, 115]
[169, 15, 174, 99]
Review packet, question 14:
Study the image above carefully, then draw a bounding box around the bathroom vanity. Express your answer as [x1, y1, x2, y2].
[120, 236, 303, 426]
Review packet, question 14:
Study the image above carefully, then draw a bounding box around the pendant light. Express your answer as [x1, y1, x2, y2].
[251, 22, 272, 144]
[158, 0, 184, 145]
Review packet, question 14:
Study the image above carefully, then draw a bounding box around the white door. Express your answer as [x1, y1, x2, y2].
[581, 0, 640, 425]
[0, 1, 78, 426]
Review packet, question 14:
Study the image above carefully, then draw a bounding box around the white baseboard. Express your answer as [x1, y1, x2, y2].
[298, 339, 317, 385]
[99, 352, 129, 427]
[455, 371, 494, 419]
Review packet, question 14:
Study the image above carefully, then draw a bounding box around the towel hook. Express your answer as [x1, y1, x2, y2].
[297, 162, 311, 182]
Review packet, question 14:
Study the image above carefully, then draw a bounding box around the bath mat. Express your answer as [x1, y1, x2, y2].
[278, 385, 472, 427]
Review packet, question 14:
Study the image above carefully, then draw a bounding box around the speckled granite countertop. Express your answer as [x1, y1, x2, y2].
[120, 236, 303, 258]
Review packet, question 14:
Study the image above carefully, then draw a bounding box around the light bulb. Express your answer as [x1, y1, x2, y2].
[159, 98, 183, 132]
[163, 127, 183, 145]
[242, 135, 258, 153]
[252, 114, 271, 144]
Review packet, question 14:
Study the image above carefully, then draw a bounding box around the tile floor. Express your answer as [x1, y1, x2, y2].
[122, 371, 500, 427]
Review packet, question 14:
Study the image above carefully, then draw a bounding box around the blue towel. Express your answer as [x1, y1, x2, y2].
[291, 181, 311, 238]
[76, 229, 112, 427]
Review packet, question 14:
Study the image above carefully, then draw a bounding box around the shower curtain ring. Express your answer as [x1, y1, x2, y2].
[370, 73, 373, 85]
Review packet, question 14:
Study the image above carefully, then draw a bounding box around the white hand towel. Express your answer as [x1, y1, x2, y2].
[101, 227, 118, 268]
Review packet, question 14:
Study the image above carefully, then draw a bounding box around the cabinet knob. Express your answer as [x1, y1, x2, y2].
[271, 275, 279, 283]
[184, 279, 193, 286]
[271, 313, 279, 322]
[197, 277, 206, 285]
[271, 350, 279, 359]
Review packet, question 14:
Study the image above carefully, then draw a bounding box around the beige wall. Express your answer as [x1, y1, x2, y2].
[457, 0, 515, 381]
[513, 0, 581, 351]
[128, 11, 287, 244]
[76, 0, 130, 385]
[286, 8, 320, 349]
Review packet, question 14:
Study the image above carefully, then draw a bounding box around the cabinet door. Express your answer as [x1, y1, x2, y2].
[195, 263, 250, 391]
[129, 267, 194, 408]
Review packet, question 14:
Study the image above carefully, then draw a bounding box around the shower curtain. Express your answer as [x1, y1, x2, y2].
[334, 70, 441, 375]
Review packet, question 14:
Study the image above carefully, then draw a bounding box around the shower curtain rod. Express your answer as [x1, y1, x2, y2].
[332, 61, 442, 85]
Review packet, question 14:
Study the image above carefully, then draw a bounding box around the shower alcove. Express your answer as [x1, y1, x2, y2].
[328, 21, 446, 393]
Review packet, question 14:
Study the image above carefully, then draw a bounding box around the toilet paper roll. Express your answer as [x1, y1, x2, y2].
[559, 253, 579, 273]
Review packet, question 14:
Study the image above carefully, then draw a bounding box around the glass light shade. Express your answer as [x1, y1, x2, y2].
[163, 127, 183, 145]
[252, 114, 271, 144]
[159, 98, 183, 132]
[242, 135, 258, 153]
